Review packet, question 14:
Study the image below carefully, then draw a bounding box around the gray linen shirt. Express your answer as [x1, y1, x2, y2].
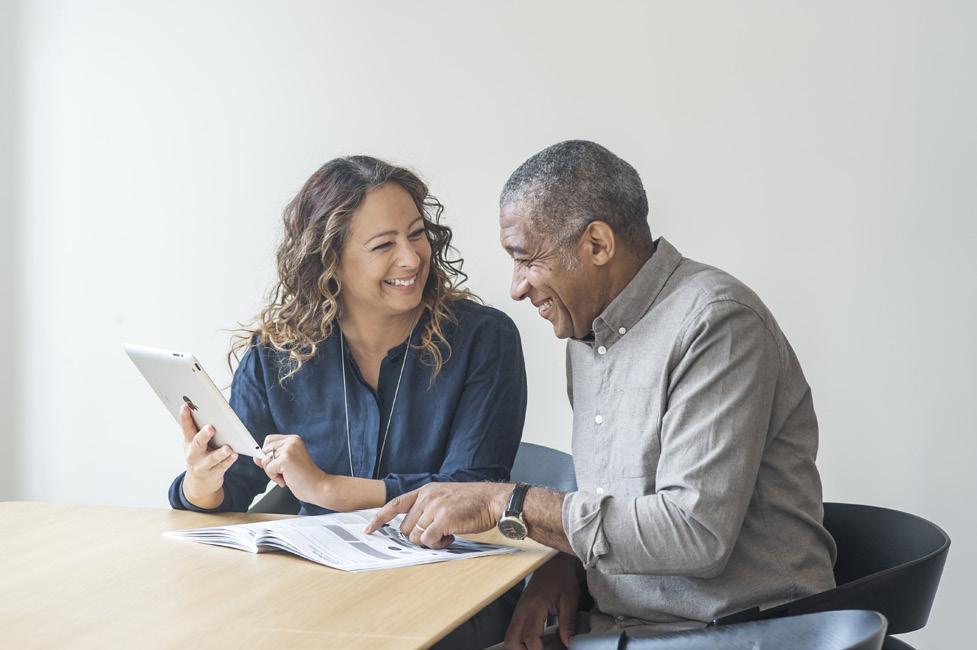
[562, 238, 837, 631]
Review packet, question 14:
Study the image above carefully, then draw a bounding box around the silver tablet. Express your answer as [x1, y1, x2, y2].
[124, 343, 265, 458]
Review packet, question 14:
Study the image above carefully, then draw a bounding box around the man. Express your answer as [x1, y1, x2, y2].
[366, 140, 837, 648]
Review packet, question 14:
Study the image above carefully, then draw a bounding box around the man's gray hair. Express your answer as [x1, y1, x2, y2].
[500, 140, 652, 267]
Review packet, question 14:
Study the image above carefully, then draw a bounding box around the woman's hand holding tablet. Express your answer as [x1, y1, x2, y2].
[179, 404, 238, 510]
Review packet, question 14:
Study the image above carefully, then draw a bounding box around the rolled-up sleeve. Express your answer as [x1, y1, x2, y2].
[168, 345, 277, 513]
[382, 314, 527, 500]
[563, 300, 779, 577]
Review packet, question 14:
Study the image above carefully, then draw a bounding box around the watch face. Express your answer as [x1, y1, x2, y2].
[498, 516, 527, 540]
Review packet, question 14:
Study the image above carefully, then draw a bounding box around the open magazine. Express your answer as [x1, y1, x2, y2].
[164, 508, 517, 572]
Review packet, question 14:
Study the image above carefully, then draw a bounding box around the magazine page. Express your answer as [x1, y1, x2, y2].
[163, 522, 261, 553]
[258, 509, 517, 572]
[166, 508, 517, 572]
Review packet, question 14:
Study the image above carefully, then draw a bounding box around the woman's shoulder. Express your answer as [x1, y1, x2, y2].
[235, 334, 344, 392]
[232, 337, 282, 380]
[238, 337, 284, 365]
[448, 298, 520, 334]
[235, 334, 333, 379]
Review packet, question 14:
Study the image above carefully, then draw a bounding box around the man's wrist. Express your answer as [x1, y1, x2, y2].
[496, 483, 534, 540]
[493, 483, 515, 520]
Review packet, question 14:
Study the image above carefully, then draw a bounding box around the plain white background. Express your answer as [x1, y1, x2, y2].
[2, 1, 974, 646]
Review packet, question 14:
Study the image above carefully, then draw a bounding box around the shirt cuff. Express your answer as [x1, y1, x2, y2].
[174, 474, 224, 513]
[382, 476, 402, 503]
[562, 490, 612, 568]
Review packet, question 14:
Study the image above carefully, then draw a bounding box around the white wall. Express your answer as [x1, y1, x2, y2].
[8, 1, 975, 646]
[0, 0, 20, 500]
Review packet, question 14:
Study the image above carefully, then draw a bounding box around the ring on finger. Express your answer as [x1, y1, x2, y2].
[414, 523, 427, 533]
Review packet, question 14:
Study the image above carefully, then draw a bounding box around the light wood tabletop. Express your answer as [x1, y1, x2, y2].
[0, 502, 555, 649]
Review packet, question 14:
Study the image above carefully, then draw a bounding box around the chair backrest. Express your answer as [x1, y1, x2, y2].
[824, 503, 948, 588]
[713, 503, 950, 636]
[249, 484, 300, 515]
[573, 610, 888, 650]
[511, 441, 577, 492]
[250, 441, 577, 514]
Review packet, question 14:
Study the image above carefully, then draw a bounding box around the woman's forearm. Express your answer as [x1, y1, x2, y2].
[182, 476, 225, 510]
[316, 475, 387, 511]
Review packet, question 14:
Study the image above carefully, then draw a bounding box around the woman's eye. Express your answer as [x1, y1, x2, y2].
[408, 229, 426, 239]
[372, 242, 394, 251]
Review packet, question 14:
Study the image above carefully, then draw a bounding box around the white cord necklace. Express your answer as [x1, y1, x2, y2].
[339, 318, 417, 480]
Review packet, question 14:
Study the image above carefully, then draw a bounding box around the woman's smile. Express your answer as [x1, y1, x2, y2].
[383, 273, 418, 290]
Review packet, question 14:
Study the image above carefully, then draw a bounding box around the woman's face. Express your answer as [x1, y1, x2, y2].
[335, 183, 432, 319]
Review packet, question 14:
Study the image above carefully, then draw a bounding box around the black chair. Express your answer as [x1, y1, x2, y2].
[571, 610, 888, 650]
[248, 482, 301, 514]
[711, 503, 950, 650]
[511, 441, 577, 491]
[248, 441, 577, 514]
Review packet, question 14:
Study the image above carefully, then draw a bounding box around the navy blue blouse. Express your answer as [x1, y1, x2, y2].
[168, 300, 527, 515]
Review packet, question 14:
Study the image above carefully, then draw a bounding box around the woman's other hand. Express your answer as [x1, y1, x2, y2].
[255, 434, 328, 504]
[180, 403, 237, 509]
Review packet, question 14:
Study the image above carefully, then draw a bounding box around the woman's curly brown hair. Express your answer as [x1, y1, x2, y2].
[230, 156, 475, 383]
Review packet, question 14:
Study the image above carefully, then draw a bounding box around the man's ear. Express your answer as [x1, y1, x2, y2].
[581, 221, 616, 267]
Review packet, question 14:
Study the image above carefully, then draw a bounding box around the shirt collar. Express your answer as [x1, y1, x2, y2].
[590, 237, 683, 349]
[336, 308, 431, 359]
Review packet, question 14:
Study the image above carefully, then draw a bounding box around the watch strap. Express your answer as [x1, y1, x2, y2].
[505, 483, 531, 517]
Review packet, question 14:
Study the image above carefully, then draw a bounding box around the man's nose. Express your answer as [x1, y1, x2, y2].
[510, 267, 529, 301]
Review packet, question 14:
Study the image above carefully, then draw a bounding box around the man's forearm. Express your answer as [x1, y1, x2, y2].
[523, 487, 574, 554]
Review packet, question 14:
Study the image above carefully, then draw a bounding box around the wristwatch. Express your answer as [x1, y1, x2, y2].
[497, 483, 531, 540]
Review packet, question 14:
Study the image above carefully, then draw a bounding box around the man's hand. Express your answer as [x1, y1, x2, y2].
[364, 482, 511, 549]
[505, 553, 583, 649]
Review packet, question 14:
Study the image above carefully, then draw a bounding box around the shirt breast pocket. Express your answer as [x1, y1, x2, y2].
[608, 387, 663, 478]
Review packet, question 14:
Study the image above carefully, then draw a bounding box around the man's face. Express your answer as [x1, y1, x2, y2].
[500, 204, 599, 339]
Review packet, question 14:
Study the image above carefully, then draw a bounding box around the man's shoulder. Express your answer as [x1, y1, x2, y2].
[665, 258, 776, 329]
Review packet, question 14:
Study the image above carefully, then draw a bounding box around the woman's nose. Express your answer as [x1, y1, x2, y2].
[395, 241, 421, 268]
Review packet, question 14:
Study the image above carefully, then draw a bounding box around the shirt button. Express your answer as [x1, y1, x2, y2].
[595, 414, 604, 425]
[618, 327, 627, 335]
[595, 487, 604, 495]
[597, 345, 607, 355]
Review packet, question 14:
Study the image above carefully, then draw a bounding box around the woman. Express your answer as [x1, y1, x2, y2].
[168, 156, 527, 518]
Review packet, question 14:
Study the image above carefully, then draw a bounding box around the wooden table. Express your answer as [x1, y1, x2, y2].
[0, 502, 555, 649]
